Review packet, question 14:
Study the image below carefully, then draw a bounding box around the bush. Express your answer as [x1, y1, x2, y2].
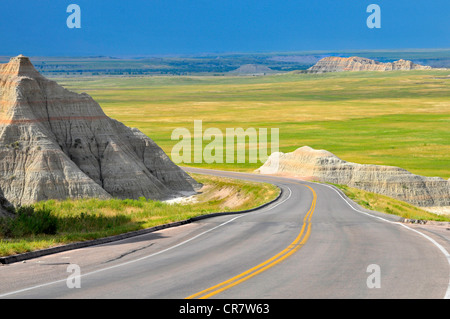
[1, 206, 58, 237]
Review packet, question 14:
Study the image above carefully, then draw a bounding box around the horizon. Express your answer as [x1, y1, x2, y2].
[1, 47, 450, 60]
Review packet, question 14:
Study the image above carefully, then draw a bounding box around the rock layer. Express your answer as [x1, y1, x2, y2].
[0, 55, 200, 206]
[307, 56, 432, 73]
[256, 146, 450, 208]
[0, 187, 13, 217]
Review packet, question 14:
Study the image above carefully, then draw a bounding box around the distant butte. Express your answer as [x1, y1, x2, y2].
[256, 146, 450, 211]
[307, 56, 432, 73]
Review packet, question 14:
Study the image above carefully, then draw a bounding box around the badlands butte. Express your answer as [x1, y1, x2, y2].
[307, 56, 433, 73]
[257, 146, 450, 212]
[0, 55, 200, 216]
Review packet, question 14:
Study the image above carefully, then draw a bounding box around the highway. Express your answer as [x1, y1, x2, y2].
[0, 167, 449, 299]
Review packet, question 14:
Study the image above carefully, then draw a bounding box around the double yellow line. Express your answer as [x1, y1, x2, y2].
[186, 183, 317, 299]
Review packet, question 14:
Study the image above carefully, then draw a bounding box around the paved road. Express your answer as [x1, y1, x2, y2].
[0, 167, 449, 299]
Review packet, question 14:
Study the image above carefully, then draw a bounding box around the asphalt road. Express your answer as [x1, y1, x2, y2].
[0, 167, 449, 299]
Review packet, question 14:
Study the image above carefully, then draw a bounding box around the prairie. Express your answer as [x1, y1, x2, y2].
[56, 70, 450, 179]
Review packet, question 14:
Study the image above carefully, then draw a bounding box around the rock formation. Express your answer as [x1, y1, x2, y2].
[229, 64, 275, 76]
[0, 55, 200, 207]
[256, 146, 450, 208]
[307, 56, 432, 73]
[0, 188, 13, 218]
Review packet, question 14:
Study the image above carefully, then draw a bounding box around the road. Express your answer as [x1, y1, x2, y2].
[0, 167, 449, 299]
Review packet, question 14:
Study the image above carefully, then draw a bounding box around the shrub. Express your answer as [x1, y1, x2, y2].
[1, 206, 58, 237]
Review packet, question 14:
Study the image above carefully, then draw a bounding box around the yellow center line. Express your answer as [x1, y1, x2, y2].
[186, 183, 317, 299]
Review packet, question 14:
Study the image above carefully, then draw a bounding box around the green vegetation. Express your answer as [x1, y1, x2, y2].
[0, 174, 279, 257]
[3, 49, 448, 76]
[333, 183, 450, 222]
[55, 69, 450, 179]
[3, 56, 448, 256]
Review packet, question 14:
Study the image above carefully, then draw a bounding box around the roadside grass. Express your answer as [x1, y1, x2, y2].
[0, 174, 279, 257]
[54, 70, 450, 179]
[331, 183, 450, 222]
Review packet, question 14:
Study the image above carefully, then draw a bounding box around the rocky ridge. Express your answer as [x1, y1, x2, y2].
[307, 56, 432, 73]
[0, 55, 200, 207]
[256, 146, 450, 210]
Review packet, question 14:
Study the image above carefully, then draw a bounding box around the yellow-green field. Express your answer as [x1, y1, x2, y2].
[55, 70, 450, 179]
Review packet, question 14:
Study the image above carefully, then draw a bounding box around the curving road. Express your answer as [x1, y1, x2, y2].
[0, 167, 449, 299]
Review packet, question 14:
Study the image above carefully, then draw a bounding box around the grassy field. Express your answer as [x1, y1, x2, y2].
[55, 70, 450, 179]
[0, 173, 279, 257]
[332, 183, 450, 222]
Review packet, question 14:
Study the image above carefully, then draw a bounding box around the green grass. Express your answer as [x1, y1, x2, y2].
[54, 70, 450, 179]
[0, 173, 279, 257]
[333, 183, 450, 222]
[2, 69, 448, 256]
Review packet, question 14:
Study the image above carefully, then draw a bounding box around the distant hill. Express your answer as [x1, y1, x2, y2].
[307, 56, 432, 73]
[1, 51, 447, 76]
[228, 64, 276, 76]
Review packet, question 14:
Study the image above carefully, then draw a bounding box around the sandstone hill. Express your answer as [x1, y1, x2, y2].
[307, 56, 432, 73]
[0, 55, 200, 207]
[228, 64, 276, 76]
[256, 146, 450, 209]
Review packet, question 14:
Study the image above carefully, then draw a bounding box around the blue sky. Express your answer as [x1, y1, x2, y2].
[0, 0, 448, 56]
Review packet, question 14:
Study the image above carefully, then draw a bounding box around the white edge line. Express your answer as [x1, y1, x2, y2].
[320, 183, 450, 299]
[0, 185, 292, 298]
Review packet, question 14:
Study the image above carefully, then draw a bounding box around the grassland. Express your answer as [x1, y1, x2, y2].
[55, 69, 450, 179]
[2, 69, 449, 256]
[0, 174, 279, 257]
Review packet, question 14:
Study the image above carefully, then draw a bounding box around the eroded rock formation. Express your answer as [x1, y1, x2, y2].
[0, 187, 13, 217]
[256, 146, 450, 208]
[307, 56, 432, 73]
[0, 55, 200, 206]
